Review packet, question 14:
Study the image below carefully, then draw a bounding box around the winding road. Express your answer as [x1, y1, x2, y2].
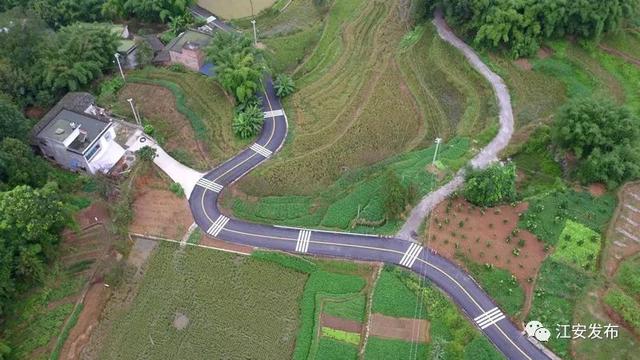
[183, 8, 553, 360]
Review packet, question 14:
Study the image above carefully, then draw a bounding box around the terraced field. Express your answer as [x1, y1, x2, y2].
[124, 68, 242, 167]
[236, 0, 495, 199]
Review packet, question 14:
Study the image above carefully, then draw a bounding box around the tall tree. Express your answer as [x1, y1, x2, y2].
[552, 98, 640, 187]
[0, 97, 30, 142]
[463, 162, 517, 207]
[0, 138, 48, 190]
[206, 32, 265, 104]
[102, 0, 193, 23]
[0, 183, 69, 316]
[37, 23, 119, 94]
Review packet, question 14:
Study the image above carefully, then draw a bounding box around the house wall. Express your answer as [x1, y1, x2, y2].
[37, 139, 89, 172]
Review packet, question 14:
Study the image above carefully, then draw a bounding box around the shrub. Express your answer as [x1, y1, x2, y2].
[463, 162, 517, 207]
[136, 146, 157, 162]
[232, 105, 264, 139]
[169, 182, 184, 197]
[274, 73, 296, 97]
[143, 123, 155, 135]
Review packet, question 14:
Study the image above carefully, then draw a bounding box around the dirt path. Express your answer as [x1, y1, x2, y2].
[397, 10, 515, 240]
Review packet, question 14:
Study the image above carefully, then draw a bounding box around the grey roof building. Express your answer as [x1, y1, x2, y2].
[32, 93, 126, 174]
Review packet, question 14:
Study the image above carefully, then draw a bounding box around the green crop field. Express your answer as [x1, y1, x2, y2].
[198, 0, 277, 19]
[251, 251, 370, 360]
[366, 267, 503, 359]
[235, 0, 495, 201]
[519, 189, 616, 245]
[323, 293, 366, 322]
[315, 337, 359, 360]
[527, 258, 592, 358]
[95, 244, 307, 359]
[551, 220, 601, 271]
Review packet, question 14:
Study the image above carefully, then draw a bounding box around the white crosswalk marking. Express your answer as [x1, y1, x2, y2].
[264, 109, 284, 118]
[295, 230, 311, 253]
[197, 178, 223, 193]
[250, 143, 273, 158]
[474, 307, 505, 329]
[207, 215, 229, 237]
[399, 243, 423, 268]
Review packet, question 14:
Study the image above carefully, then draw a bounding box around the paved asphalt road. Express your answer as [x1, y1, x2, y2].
[187, 9, 553, 360]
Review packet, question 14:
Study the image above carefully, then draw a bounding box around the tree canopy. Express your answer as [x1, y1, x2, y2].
[552, 98, 640, 187]
[0, 97, 30, 142]
[463, 162, 517, 207]
[0, 183, 69, 317]
[206, 31, 265, 105]
[101, 0, 194, 23]
[430, 0, 640, 57]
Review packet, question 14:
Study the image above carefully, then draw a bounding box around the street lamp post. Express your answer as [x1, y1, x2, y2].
[127, 98, 141, 126]
[432, 137, 442, 165]
[114, 53, 125, 81]
[251, 19, 257, 46]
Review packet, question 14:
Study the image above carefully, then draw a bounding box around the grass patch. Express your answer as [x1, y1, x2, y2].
[321, 327, 360, 345]
[551, 220, 601, 271]
[511, 125, 563, 197]
[97, 243, 307, 359]
[519, 189, 616, 245]
[364, 337, 427, 359]
[464, 261, 524, 317]
[371, 266, 427, 319]
[527, 258, 591, 358]
[186, 229, 202, 245]
[315, 337, 358, 360]
[615, 254, 640, 298]
[49, 304, 83, 360]
[323, 293, 366, 322]
[604, 288, 640, 331]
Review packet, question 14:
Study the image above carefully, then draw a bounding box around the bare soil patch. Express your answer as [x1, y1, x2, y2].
[128, 237, 159, 270]
[603, 182, 640, 276]
[73, 203, 110, 229]
[588, 183, 607, 197]
[514, 58, 533, 71]
[369, 313, 429, 343]
[173, 312, 190, 330]
[59, 283, 109, 360]
[537, 47, 553, 59]
[118, 83, 211, 169]
[130, 167, 193, 239]
[321, 314, 362, 333]
[426, 197, 547, 297]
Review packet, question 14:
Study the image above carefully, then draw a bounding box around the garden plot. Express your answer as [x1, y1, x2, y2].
[426, 197, 543, 316]
[603, 182, 640, 276]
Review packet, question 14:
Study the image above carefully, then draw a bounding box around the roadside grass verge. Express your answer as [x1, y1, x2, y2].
[518, 189, 616, 245]
[463, 261, 525, 317]
[527, 258, 592, 358]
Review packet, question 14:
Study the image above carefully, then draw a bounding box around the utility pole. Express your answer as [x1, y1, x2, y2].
[114, 53, 125, 81]
[432, 137, 442, 165]
[251, 19, 257, 46]
[127, 98, 141, 126]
